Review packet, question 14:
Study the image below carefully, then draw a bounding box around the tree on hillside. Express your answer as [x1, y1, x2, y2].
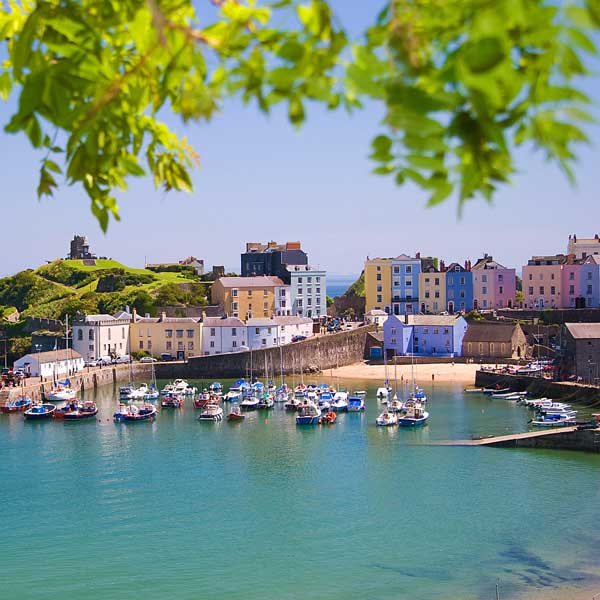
[1, 1, 598, 229]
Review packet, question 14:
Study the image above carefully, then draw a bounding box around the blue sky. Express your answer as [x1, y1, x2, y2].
[1, 2, 599, 279]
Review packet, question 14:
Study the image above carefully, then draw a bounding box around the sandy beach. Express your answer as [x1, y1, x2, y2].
[330, 361, 490, 385]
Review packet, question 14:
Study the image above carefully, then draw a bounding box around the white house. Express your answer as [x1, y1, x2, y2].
[274, 316, 314, 344]
[14, 349, 84, 378]
[246, 318, 280, 349]
[274, 285, 292, 316]
[202, 316, 247, 355]
[72, 311, 132, 361]
[364, 309, 388, 327]
[287, 265, 327, 318]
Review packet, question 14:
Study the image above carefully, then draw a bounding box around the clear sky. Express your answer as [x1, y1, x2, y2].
[1, 2, 599, 278]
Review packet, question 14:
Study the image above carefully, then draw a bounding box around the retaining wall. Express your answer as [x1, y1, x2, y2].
[155, 325, 375, 380]
[487, 428, 600, 453]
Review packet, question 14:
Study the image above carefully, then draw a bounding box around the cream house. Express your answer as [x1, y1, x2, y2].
[72, 311, 132, 361]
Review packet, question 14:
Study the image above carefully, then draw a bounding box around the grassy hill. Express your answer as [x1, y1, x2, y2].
[0, 259, 209, 321]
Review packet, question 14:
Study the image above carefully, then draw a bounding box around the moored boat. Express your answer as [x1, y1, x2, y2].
[531, 412, 577, 427]
[376, 411, 398, 427]
[24, 403, 57, 420]
[331, 391, 348, 412]
[347, 396, 365, 412]
[240, 394, 259, 410]
[296, 403, 321, 425]
[482, 387, 510, 395]
[55, 400, 98, 420]
[257, 394, 274, 409]
[45, 382, 78, 402]
[198, 404, 223, 422]
[161, 393, 184, 408]
[227, 404, 245, 422]
[398, 402, 429, 427]
[113, 403, 157, 422]
[1, 396, 33, 413]
[320, 410, 336, 425]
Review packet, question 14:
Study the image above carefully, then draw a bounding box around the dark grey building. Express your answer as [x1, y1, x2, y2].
[241, 241, 308, 284]
[69, 235, 96, 260]
[562, 322, 600, 384]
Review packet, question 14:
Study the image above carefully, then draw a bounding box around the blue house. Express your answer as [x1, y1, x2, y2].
[383, 314, 468, 357]
[581, 255, 600, 308]
[444, 263, 473, 313]
[390, 254, 421, 315]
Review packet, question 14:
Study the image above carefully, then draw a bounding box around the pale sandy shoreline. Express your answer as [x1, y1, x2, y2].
[330, 362, 488, 385]
[516, 582, 600, 600]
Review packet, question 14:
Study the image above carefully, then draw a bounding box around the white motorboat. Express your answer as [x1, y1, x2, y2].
[240, 395, 259, 410]
[376, 386, 391, 399]
[331, 391, 348, 412]
[347, 397, 365, 412]
[376, 411, 398, 427]
[531, 412, 577, 427]
[198, 404, 223, 422]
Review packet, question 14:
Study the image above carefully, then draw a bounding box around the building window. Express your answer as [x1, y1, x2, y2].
[550, 286, 556, 295]
[147, 341, 152, 350]
[139, 341, 144, 349]
[122, 327, 125, 339]
[376, 285, 382, 293]
[166, 329, 173, 338]
[528, 286, 533, 295]
[424, 277, 430, 284]
[376, 273, 382, 281]
[178, 342, 183, 350]
[263, 302, 268, 310]
[433, 328, 439, 334]
[425, 291, 430, 298]
[139, 328, 144, 337]
[406, 280, 412, 287]
[460, 291, 465, 298]
[108, 329, 111, 341]
[444, 328, 449, 334]
[460, 277, 465, 285]
[539, 286, 545, 295]
[406, 266, 412, 273]
[263, 290, 268, 297]
[406, 304, 412, 311]
[434, 278, 440, 286]
[391, 337, 396, 345]
[528, 274, 532, 280]
[376, 295, 382, 303]
[255, 328, 260, 334]
[209, 341, 214, 348]
[89, 344, 94, 351]
[298, 288, 303, 295]
[89, 330, 94, 340]
[551, 273, 555, 280]
[316, 287, 321, 294]
[588, 285, 593, 295]
[77, 329, 83, 341]
[482, 275, 487, 283]
[210, 328, 215, 337]
[232, 340, 237, 347]
[391, 327, 397, 335]
[187, 329, 194, 338]
[588, 272, 593, 280]
[316, 277, 320, 283]
[176, 330, 183, 338]
[393, 266, 399, 274]
[232, 328, 237, 336]
[166, 341, 172, 350]
[499, 286, 503, 294]
[298, 277, 303, 283]
[232, 289, 238, 297]
[434, 291, 439, 298]
[188, 342, 193, 350]
[448, 277, 454, 285]
[423, 328, 429, 334]
[231, 302, 238, 311]
[262, 338, 267, 345]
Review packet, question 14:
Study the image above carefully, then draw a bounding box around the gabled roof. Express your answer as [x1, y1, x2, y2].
[583, 255, 600, 266]
[462, 321, 520, 343]
[246, 318, 277, 327]
[565, 322, 600, 339]
[445, 262, 468, 273]
[215, 276, 285, 288]
[15, 349, 83, 364]
[365, 309, 388, 316]
[386, 314, 463, 327]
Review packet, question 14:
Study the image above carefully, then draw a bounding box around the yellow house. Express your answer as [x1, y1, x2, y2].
[211, 276, 286, 319]
[364, 258, 392, 313]
[130, 310, 202, 360]
[418, 270, 446, 314]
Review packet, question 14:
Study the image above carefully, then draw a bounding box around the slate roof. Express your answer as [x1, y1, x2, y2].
[203, 317, 246, 327]
[216, 276, 285, 288]
[565, 322, 600, 339]
[462, 322, 518, 343]
[16, 349, 83, 363]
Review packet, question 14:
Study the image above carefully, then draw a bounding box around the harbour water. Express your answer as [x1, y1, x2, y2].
[1, 380, 600, 600]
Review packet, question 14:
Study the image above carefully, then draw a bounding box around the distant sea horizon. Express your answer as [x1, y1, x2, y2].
[326, 273, 359, 298]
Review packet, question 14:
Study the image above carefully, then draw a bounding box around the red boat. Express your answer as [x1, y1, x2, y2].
[161, 393, 184, 408]
[54, 400, 98, 420]
[1, 397, 33, 413]
[194, 392, 218, 409]
[227, 405, 245, 422]
[320, 411, 337, 425]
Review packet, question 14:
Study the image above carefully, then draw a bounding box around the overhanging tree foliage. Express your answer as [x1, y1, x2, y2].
[1, 0, 599, 228]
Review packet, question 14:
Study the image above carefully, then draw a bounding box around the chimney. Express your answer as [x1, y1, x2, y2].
[416, 251, 421, 259]
[464, 260, 468, 270]
[574, 234, 577, 241]
[404, 313, 409, 325]
[201, 311, 207, 321]
[440, 260, 445, 272]
[132, 308, 138, 321]
[125, 305, 130, 314]
[161, 311, 167, 322]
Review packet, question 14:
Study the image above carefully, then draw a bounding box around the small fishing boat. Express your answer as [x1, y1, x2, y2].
[531, 412, 577, 427]
[227, 404, 245, 422]
[224, 379, 249, 402]
[284, 396, 302, 411]
[376, 411, 398, 427]
[491, 391, 524, 399]
[464, 387, 483, 394]
[331, 391, 348, 412]
[240, 395, 259, 410]
[257, 395, 274, 410]
[320, 410, 336, 425]
[353, 390, 366, 397]
[193, 391, 212, 409]
[161, 393, 184, 408]
[55, 400, 98, 420]
[347, 396, 365, 412]
[183, 384, 198, 395]
[114, 403, 157, 422]
[24, 403, 57, 420]
[1, 396, 33, 413]
[275, 385, 291, 403]
[119, 385, 135, 399]
[482, 387, 510, 395]
[198, 404, 223, 422]
[388, 398, 404, 413]
[398, 402, 429, 427]
[208, 381, 223, 396]
[161, 383, 176, 396]
[318, 391, 333, 410]
[144, 384, 160, 400]
[296, 403, 321, 425]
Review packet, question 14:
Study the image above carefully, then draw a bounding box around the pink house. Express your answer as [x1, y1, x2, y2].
[522, 255, 565, 309]
[472, 255, 516, 310]
[561, 257, 583, 308]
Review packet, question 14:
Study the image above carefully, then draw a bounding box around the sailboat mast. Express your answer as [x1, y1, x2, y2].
[279, 343, 284, 388]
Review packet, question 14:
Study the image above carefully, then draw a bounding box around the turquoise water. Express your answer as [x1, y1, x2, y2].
[2, 380, 600, 600]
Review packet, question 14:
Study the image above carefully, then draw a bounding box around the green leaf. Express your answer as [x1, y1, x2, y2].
[277, 40, 305, 63]
[288, 97, 305, 125]
[427, 181, 453, 207]
[463, 37, 505, 73]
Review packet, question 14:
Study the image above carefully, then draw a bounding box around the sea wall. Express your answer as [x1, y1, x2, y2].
[155, 325, 376, 380]
[486, 428, 600, 453]
[474, 371, 600, 408]
[3, 363, 153, 402]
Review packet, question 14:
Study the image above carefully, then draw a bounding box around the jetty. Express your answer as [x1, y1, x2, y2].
[436, 426, 600, 452]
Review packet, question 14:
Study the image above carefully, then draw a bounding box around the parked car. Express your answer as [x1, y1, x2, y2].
[160, 353, 175, 361]
[112, 354, 131, 364]
[139, 356, 157, 363]
[292, 335, 307, 342]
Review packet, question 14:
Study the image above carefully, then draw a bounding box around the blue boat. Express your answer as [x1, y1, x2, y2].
[24, 403, 56, 420]
[296, 404, 321, 425]
[398, 402, 429, 427]
[1, 396, 33, 413]
[347, 397, 365, 412]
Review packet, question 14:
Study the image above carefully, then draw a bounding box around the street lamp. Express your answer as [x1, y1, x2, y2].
[34, 344, 42, 380]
